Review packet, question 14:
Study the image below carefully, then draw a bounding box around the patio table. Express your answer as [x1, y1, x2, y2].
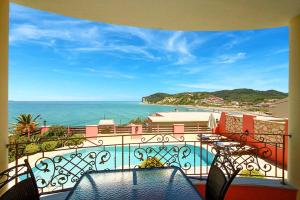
[65, 167, 203, 200]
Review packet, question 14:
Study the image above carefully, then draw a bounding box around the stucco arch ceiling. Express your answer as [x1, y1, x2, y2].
[11, 0, 300, 30]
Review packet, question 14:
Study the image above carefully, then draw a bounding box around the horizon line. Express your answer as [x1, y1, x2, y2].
[9, 100, 142, 102]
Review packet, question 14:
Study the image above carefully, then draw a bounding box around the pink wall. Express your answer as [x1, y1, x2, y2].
[131, 124, 142, 139]
[40, 126, 50, 135]
[243, 114, 255, 136]
[215, 112, 227, 133]
[174, 124, 184, 138]
[85, 125, 98, 137]
[215, 114, 289, 168]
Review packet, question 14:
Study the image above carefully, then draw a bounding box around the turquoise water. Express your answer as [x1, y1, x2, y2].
[9, 101, 203, 126]
[32, 144, 214, 189]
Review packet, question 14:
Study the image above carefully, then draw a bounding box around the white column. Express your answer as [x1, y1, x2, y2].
[0, 0, 9, 173]
[288, 14, 300, 200]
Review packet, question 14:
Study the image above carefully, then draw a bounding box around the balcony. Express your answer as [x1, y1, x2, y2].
[1, 0, 300, 199]
[4, 122, 297, 199]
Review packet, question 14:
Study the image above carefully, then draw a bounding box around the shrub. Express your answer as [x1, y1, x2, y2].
[240, 169, 265, 178]
[45, 126, 67, 137]
[41, 141, 58, 151]
[9, 134, 28, 144]
[8, 150, 16, 163]
[8, 135, 29, 162]
[8, 134, 18, 144]
[24, 144, 40, 155]
[65, 134, 85, 146]
[30, 135, 41, 143]
[140, 157, 164, 168]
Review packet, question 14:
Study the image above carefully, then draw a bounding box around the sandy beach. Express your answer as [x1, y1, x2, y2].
[143, 102, 270, 117]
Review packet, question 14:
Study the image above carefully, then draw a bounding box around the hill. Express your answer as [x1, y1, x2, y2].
[142, 89, 288, 106]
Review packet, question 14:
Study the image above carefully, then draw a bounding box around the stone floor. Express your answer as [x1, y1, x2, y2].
[41, 192, 69, 200]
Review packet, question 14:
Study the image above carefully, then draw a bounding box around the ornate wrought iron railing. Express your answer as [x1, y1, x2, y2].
[6, 131, 289, 195]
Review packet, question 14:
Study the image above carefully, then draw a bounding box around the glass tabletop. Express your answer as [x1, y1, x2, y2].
[66, 167, 203, 200]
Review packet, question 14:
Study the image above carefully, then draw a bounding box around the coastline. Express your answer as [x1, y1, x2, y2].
[141, 102, 270, 116]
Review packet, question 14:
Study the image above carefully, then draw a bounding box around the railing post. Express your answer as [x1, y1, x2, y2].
[199, 133, 203, 180]
[15, 143, 18, 185]
[122, 135, 124, 170]
[282, 135, 286, 184]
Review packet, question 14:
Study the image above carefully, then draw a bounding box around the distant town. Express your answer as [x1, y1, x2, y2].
[142, 89, 288, 115]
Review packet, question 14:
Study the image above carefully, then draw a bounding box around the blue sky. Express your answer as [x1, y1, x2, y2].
[9, 4, 289, 101]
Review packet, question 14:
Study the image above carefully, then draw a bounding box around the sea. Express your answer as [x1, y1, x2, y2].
[9, 101, 206, 127]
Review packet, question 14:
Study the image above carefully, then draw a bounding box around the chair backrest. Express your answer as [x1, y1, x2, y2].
[205, 151, 240, 200]
[0, 159, 39, 200]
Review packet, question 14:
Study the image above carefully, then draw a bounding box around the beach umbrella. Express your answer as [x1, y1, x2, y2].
[208, 113, 217, 129]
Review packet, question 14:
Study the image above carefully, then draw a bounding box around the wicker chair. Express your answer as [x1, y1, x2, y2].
[205, 150, 240, 200]
[0, 159, 39, 200]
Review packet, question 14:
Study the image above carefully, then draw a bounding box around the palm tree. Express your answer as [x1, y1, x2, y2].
[14, 114, 41, 140]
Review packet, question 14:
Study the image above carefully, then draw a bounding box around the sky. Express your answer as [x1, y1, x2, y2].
[9, 3, 289, 101]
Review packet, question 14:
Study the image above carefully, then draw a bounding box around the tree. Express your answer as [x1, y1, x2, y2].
[14, 114, 40, 140]
[128, 117, 148, 125]
[44, 125, 67, 137]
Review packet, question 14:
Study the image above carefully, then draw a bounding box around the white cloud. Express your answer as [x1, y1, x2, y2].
[215, 52, 247, 64]
[166, 32, 183, 51]
[181, 66, 207, 74]
[10, 20, 161, 61]
[52, 67, 135, 79]
[161, 65, 208, 76]
[10, 24, 71, 43]
[165, 31, 196, 65]
[273, 48, 289, 54]
[222, 32, 252, 49]
[259, 63, 288, 73]
[84, 67, 136, 79]
[101, 25, 154, 45]
[177, 83, 233, 90]
[10, 4, 211, 64]
[72, 44, 160, 60]
[10, 23, 100, 48]
[97, 27, 204, 64]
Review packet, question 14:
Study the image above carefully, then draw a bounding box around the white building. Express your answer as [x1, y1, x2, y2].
[147, 112, 220, 126]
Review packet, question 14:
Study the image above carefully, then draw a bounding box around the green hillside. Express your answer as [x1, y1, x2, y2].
[142, 93, 171, 103]
[211, 89, 287, 103]
[142, 89, 288, 105]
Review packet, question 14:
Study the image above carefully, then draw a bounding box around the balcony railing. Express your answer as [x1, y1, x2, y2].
[6, 127, 289, 195]
[62, 124, 211, 135]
